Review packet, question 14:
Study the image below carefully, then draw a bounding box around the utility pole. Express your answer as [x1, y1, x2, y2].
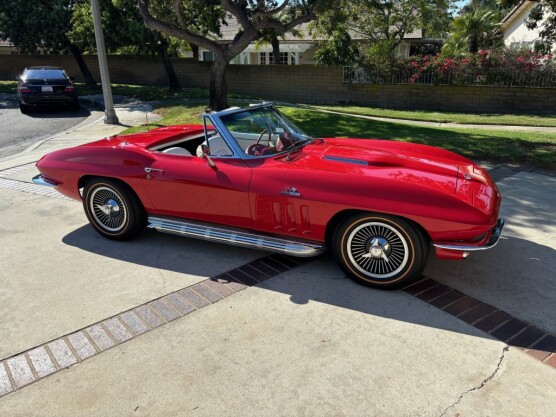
[91, 0, 119, 124]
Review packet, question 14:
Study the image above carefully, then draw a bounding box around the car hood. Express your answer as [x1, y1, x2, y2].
[292, 138, 474, 194]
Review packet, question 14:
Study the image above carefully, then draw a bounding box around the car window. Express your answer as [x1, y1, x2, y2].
[219, 108, 311, 155]
[23, 69, 68, 80]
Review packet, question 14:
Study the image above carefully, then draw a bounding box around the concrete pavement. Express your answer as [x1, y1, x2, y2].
[0, 101, 554, 416]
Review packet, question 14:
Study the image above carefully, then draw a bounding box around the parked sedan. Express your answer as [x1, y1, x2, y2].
[33, 103, 503, 289]
[17, 66, 79, 113]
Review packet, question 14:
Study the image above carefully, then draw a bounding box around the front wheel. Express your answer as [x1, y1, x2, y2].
[332, 213, 428, 289]
[83, 179, 146, 241]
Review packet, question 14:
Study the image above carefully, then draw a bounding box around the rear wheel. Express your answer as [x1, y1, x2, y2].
[19, 102, 29, 114]
[332, 213, 428, 289]
[83, 179, 146, 241]
[70, 100, 80, 111]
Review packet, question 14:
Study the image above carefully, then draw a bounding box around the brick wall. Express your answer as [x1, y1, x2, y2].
[2, 54, 554, 114]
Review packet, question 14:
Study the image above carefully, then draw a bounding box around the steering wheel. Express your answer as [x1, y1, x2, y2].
[256, 128, 271, 146]
[246, 128, 272, 155]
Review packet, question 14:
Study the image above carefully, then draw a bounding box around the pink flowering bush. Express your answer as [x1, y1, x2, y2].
[363, 48, 556, 87]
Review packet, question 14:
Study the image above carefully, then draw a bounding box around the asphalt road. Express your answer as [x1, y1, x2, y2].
[0, 94, 90, 158]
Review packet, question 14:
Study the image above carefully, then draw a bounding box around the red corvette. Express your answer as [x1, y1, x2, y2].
[33, 103, 503, 288]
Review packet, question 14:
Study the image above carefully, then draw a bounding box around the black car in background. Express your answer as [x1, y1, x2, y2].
[17, 66, 79, 113]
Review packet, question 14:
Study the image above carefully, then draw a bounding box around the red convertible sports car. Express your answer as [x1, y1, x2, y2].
[33, 103, 503, 289]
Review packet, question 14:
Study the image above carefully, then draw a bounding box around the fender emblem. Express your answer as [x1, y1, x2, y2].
[281, 187, 301, 197]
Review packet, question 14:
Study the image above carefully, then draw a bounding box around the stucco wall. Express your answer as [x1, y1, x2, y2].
[502, 1, 551, 49]
[2, 54, 555, 114]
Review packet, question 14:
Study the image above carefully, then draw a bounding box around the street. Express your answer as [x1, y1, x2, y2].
[0, 94, 89, 158]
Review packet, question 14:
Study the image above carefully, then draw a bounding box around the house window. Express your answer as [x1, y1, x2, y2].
[259, 52, 298, 65]
[202, 51, 214, 62]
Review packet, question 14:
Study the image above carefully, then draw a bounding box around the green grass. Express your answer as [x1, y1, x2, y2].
[76, 83, 248, 102]
[281, 107, 556, 169]
[316, 105, 556, 128]
[76, 83, 213, 101]
[122, 103, 556, 169]
[0, 81, 17, 94]
[2, 81, 214, 101]
[121, 103, 211, 134]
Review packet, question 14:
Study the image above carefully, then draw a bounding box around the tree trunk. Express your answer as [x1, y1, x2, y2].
[158, 41, 180, 91]
[468, 36, 479, 54]
[68, 44, 97, 86]
[209, 55, 229, 111]
[190, 43, 199, 60]
[271, 36, 281, 64]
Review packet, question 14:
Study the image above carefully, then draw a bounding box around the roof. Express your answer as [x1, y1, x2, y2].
[213, 16, 424, 43]
[500, 0, 534, 30]
[0, 39, 15, 47]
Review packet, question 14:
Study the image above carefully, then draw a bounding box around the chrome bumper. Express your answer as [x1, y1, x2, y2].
[32, 174, 58, 187]
[433, 219, 505, 252]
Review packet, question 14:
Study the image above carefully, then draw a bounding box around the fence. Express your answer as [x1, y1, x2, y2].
[343, 65, 556, 88]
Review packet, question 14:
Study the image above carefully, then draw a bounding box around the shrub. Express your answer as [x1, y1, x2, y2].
[357, 48, 556, 87]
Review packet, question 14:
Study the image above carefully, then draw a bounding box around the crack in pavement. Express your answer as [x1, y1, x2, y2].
[439, 345, 509, 417]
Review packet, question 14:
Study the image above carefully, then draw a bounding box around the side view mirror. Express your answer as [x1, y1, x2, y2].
[70, 76, 76, 81]
[201, 144, 217, 169]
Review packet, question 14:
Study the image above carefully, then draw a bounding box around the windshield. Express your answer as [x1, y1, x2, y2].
[23, 69, 68, 81]
[219, 107, 312, 156]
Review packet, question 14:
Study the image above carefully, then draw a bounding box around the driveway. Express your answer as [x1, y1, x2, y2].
[0, 94, 90, 158]
[0, 106, 554, 416]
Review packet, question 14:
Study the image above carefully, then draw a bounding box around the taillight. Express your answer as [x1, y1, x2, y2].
[19, 82, 30, 93]
[64, 85, 76, 92]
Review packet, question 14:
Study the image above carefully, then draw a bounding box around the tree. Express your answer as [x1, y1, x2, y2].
[527, 1, 556, 52]
[315, 30, 359, 65]
[0, 0, 97, 85]
[313, 0, 454, 66]
[68, 0, 182, 90]
[443, 8, 502, 54]
[137, 0, 332, 110]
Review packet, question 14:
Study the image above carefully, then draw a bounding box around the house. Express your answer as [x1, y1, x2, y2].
[0, 38, 19, 55]
[500, 0, 554, 50]
[198, 20, 440, 65]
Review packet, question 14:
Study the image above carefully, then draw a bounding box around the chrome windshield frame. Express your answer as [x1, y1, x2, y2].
[202, 103, 310, 160]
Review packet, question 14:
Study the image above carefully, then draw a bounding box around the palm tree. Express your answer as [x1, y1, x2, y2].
[444, 8, 502, 54]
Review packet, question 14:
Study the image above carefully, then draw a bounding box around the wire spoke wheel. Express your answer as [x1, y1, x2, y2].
[333, 213, 427, 289]
[83, 179, 145, 241]
[347, 222, 409, 279]
[90, 187, 127, 232]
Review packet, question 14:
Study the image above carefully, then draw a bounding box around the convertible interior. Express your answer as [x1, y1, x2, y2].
[148, 130, 289, 158]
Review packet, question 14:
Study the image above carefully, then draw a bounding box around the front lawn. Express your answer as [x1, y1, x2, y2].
[316, 105, 556, 128]
[76, 83, 212, 101]
[0, 81, 17, 94]
[121, 103, 556, 169]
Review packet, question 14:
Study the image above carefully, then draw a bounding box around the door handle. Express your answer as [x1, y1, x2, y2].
[144, 167, 164, 173]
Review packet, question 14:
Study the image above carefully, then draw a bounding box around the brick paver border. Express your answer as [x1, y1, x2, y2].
[0, 254, 308, 398]
[2, 256, 555, 399]
[403, 277, 556, 369]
